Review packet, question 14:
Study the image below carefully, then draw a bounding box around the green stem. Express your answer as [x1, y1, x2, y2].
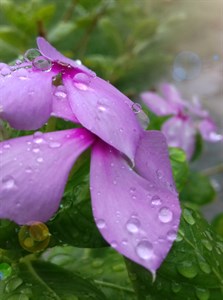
[45, 117, 57, 132]
[94, 279, 134, 293]
[201, 163, 223, 176]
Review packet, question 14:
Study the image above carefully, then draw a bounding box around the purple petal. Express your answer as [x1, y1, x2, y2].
[0, 128, 94, 224]
[162, 116, 196, 160]
[198, 118, 223, 142]
[160, 83, 186, 111]
[90, 138, 180, 274]
[37, 37, 95, 76]
[0, 68, 53, 130]
[134, 130, 176, 188]
[52, 85, 79, 123]
[141, 91, 178, 116]
[65, 76, 142, 161]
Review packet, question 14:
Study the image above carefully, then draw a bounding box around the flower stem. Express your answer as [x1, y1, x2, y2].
[201, 163, 223, 176]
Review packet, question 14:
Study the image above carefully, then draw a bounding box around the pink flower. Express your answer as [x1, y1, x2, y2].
[0, 39, 181, 275]
[141, 83, 222, 159]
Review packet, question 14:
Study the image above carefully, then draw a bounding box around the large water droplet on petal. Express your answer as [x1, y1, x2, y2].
[24, 48, 41, 61]
[73, 72, 91, 85]
[126, 217, 140, 234]
[33, 132, 44, 144]
[136, 240, 153, 260]
[49, 141, 61, 149]
[158, 207, 173, 223]
[151, 195, 162, 207]
[96, 219, 106, 229]
[132, 103, 142, 114]
[2, 175, 16, 190]
[1, 66, 11, 76]
[32, 56, 52, 72]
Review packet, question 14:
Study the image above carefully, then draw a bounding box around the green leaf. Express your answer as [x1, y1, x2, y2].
[212, 213, 223, 238]
[190, 133, 203, 162]
[48, 21, 76, 42]
[43, 246, 136, 300]
[47, 152, 107, 248]
[180, 172, 216, 205]
[169, 147, 189, 192]
[0, 259, 107, 300]
[125, 204, 223, 300]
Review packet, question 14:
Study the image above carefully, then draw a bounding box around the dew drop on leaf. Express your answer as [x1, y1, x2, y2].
[195, 287, 210, 300]
[177, 261, 198, 278]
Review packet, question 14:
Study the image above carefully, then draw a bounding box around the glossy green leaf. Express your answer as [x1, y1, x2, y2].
[180, 172, 216, 205]
[212, 213, 223, 238]
[169, 147, 189, 192]
[0, 259, 107, 300]
[125, 205, 223, 300]
[190, 133, 203, 162]
[47, 152, 107, 248]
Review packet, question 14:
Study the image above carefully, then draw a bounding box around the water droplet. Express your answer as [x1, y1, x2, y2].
[126, 217, 140, 234]
[177, 261, 198, 278]
[32, 148, 40, 154]
[54, 90, 67, 99]
[172, 51, 202, 81]
[183, 208, 195, 225]
[136, 110, 150, 129]
[132, 103, 142, 114]
[33, 132, 44, 144]
[198, 260, 211, 274]
[24, 48, 41, 61]
[76, 59, 82, 65]
[32, 56, 52, 72]
[158, 207, 173, 223]
[156, 169, 163, 179]
[25, 167, 32, 174]
[1, 66, 11, 76]
[6, 277, 23, 292]
[49, 141, 61, 148]
[73, 72, 91, 85]
[201, 239, 213, 251]
[2, 175, 16, 190]
[36, 157, 44, 163]
[3, 143, 11, 149]
[171, 281, 181, 293]
[136, 240, 153, 260]
[167, 230, 177, 241]
[122, 239, 128, 246]
[151, 195, 162, 207]
[96, 219, 106, 229]
[110, 241, 117, 248]
[195, 287, 210, 300]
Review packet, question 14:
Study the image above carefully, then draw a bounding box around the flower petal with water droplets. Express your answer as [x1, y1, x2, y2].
[0, 128, 94, 224]
[65, 76, 142, 162]
[90, 139, 181, 275]
[0, 68, 53, 130]
[37, 37, 95, 76]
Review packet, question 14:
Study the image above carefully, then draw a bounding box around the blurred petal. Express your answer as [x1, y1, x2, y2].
[90, 140, 180, 274]
[0, 128, 94, 224]
[65, 76, 142, 161]
[198, 118, 223, 142]
[0, 68, 53, 130]
[37, 37, 95, 76]
[160, 83, 186, 111]
[141, 92, 178, 116]
[162, 116, 196, 159]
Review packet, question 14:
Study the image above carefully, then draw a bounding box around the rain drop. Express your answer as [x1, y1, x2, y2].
[177, 261, 198, 278]
[198, 260, 211, 274]
[136, 240, 153, 260]
[151, 195, 162, 207]
[36, 157, 44, 163]
[49, 141, 61, 149]
[2, 176, 16, 190]
[132, 103, 142, 114]
[195, 287, 210, 300]
[111, 241, 117, 248]
[201, 239, 213, 251]
[3, 143, 11, 149]
[24, 48, 41, 61]
[158, 207, 173, 223]
[32, 56, 52, 72]
[171, 281, 181, 293]
[0, 263, 12, 280]
[73, 72, 91, 85]
[126, 217, 140, 234]
[96, 219, 106, 229]
[5, 277, 23, 292]
[1, 66, 11, 76]
[172, 51, 202, 81]
[54, 90, 67, 99]
[156, 169, 163, 179]
[183, 208, 195, 225]
[167, 230, 177, 241]
[33, 132, 44, 144]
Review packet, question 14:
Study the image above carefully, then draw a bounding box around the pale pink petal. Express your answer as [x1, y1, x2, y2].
[160, 83, 186, 111]
[162, 116, 196, 160]
[141, 92, 178, 116]
[198, 118, 223, 142]
[65, 77, 142, 162]
[90, 139, 180, 274]
[0, 128, 94, 224]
